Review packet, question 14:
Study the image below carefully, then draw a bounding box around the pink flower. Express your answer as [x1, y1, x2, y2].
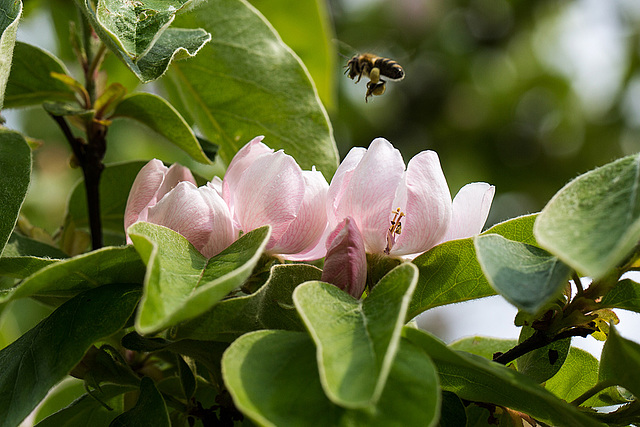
[124, 159, 196, 242]
[222, 136, 329, 260]
[146, 182, 235, 258]
[321, 217, 367, 298]
[439, 182, 495, 244]
[327, 138, 453, 257]
[124, 159, 234, 258]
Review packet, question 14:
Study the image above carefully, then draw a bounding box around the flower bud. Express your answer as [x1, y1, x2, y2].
[124, 159, 196, 242]
[321, 217, 367, 299]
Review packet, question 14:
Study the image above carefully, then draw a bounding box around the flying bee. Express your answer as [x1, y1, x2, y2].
[344, 53, 405, 102]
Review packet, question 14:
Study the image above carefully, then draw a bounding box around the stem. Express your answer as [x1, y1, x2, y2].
[49, 114, 107, 250]
[570, 379, 618, 406]
[493, 327, 593, 365]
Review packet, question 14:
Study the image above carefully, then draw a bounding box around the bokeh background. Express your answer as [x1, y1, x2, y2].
[3, 0, 640, 355]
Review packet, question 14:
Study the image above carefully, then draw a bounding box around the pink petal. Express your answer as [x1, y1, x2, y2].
[390, 150, 452, 256]
[208, 176, 223, 196]
[271, 168, 329, 258]
[440, 183, 495, 243]
[283, 223, 330, 261]
[157, 163, 196, 197]
[124, 159, 168, 233]
[147, 182, 235, 258]
[326, 146, 366, 226]
[231, 151, 305, 246]
[333, 138, 405, 253]
[321, 217, 367, 299]
[222, 136, 272, 213]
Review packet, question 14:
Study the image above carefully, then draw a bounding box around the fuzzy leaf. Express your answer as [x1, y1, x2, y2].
[76, 0, 211, 83]
[222, 330, 440, 426]
[174, 263, 320, 341]
[0, 129, 30, 256]
[5, 42, 77, 108]
[293, 263, 418, 408]
[112, 93, 212, 164]
[0, 0, 22, 109]
[475, 234, 572, 314]
[0, 245, 145, 302]
[129, 222, 270, 334]
[403, 327, 604, 427]
[535, 154, 640, 279]
[408, 214, 537, 319]
[0, 284, 141, 427]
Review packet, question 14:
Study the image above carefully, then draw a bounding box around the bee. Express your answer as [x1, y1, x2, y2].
[345, 53, 405, 102]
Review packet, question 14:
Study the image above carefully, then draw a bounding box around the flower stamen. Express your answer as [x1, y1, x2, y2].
[384, 207, 405, 254]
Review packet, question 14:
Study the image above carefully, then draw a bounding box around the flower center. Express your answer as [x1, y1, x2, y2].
[384, 207, 405, 254]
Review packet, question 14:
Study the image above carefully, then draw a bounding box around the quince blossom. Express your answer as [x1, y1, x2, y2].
[327, 138, 453, 257]
[222, 136, 329, 261]
[124, 159, 196, 241]
[124, 159, 234, 258]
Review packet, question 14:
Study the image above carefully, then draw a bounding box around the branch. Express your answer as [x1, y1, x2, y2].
[493, 327, 593, 365]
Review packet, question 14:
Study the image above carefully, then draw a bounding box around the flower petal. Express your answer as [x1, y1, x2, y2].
[124, 159, 168, 233]
[326, 146, 366, 225]
[231, 150, 305, 246]
[271, 168, 329, 258]
[321, 217, 367, 299]
[222, 136, 272, 213]
[440, 182, 495, 242]
[332, 138, 405, 253]
[390, 150, 452, 256]
[147, 182, 235, 258]
[157, 163, 196, 197]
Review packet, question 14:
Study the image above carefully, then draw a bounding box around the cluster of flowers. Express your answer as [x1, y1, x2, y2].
[125, 137, 494, 298]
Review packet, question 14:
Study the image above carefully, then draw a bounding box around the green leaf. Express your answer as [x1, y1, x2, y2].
[439, 391, 467, 427]
[66, 161, 147, 242]
[485, 213, 538, 245]
[0, 284, 141, 427]
[112, 93, 212, 164]
[174, 263, 320, 341]
[599, 326, 640, 398]
[0, 0, 22, 109]
[110, 377, 170, 427]
[248, 0, 335, 108]
[129, 222, 270, 334]
[449, 336, 517, 360]
[516, 326, 569, 383]
[292, 263, 418, 408]
[222, 330, 440, 426]
[601, 279, 640, 313]
[535, 153, 640, 279]
[36, 384, 135, 426]
[0, 232, 67, 279]
[77, 0, 211, 83]
[475, 234, 572, 314]
[403, 327, 604, 427]
[167, 0, 339, 179]
[545, 347, 612, 407]
[95, 0, 193, 60]
[0, 245, 145, 302]
[176, 355, 195, 400]
[408, 214, 537, 319]
[4, 42, 76, 108]
[0, 129, 30, 257]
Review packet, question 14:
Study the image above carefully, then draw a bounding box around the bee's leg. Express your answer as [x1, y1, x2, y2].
[371, 80, 386, 96]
